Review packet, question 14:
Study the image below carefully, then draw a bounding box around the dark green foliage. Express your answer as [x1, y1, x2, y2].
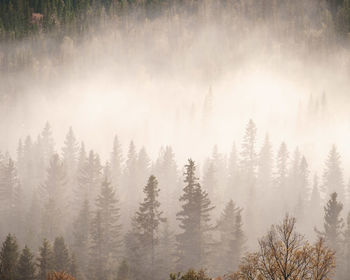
[0, 234, 19, 280]
[215, 200, 245, 275]
[126, 175, 165, 280]
[37, 239, 54, 280]
[53, 236, 71, 272]
[17, 246, 36, 280]
[316, 192, 344, 252]
[89, 178, 122, 280]
[176, 159, 214, 271]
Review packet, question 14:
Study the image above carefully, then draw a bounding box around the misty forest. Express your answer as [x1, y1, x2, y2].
[2, 0, 350, 280]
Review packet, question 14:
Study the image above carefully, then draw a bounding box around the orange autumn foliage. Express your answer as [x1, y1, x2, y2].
[227, 215, 335, 280]
[47, 271, 75, 280]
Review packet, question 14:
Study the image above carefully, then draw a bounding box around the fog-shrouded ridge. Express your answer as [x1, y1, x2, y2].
[1, 0, 350, 279]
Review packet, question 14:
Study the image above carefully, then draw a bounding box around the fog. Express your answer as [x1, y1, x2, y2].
[1, 0, 350, 279]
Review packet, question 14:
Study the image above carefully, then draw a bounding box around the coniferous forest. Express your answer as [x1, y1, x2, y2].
[2, 0, 350, 280]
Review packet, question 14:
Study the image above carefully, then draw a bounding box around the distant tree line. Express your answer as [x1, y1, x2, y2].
[0, 119, 350, 279]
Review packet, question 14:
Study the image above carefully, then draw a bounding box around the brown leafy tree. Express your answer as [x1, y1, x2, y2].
[47, 271, 75, 280]
[169, 269, 211, 280]
[229, 215, 335, 280]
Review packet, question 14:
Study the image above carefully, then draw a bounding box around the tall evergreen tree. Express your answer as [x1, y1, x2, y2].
[239, 119, 257, 193]
[62, 127, 79, 211]
[275, 142, 289, 190]
[323, 145, 344, 198]
[89, 178, 122, 280]
[0, 234, 19, 280]
[215, 200, 244, 275]
[110, 135, 123, 190]
[317, 192, 344, 252]
[53, 237, 71, 273]
[227, 142, 239, 198]
[176, 159, 215, 271]
[76, 150, 102, 206]
[40, 122, 55, 169]
[17, 246, 36, 280]
[37, 239, 54, 280]
[72, 199, 90, 276]
[257, 134, 273, 190]
[130, 175, 165, 280]
[0, 158, 22, 236]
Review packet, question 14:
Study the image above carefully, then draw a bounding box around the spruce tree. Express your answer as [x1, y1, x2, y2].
[257, 134, 273, 190]
[0, 158, 22, 236]
[72, 199, 90, 276]
[132, 175, 165, 279]
[62, 127, 79, 181]
[275, 142, 289, 190]
[17, 246, 36, 280]
[77, 150, 102, 206]
[176, 159, 214, 271]
[317, 192, 344, 251]
[53, 237, 71, 272]
[110, 135, 123, 190]
[239, 119, 257, 193]
[62, 127, 79, 213]
[215, 200, 244, 275]
[322, 145, 344, 198]
[40, 122, 55, 169]
[227, 142, 239, 198]
[0, 234, 19, 280]
[95, 178, 122, 260]
[37, 239, 54, 280]
[89, 178, 122, 280]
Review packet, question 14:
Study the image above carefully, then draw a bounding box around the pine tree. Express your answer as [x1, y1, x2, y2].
[72, 199, 90, 275]
[95, 178, 122, 260]
[122, 141, 138, 223]
[275, 142, 289, 190]
[0, 234, 19, 280]
[317, 192, 344, 252]
[41, 154, 66, 202]
[227, 142, 239, 198]
[76, 150, 102, 206]
[131, 175, 165, 279]
[53, 237, 71, 273]
[62, 127, 79, 210]
[299, 156, 309, 195]
[257, 134, 273, 190]
[239, 119, 257, 193]
[40, 122, 55, 169]
[210, 145, 227, 206]
[323, 145, 344, 198]
[40, 154, 67, 239]
[136, 147, 151, 197]
[153, 145, 178, 222]
[89, 178, 122, 280]
[62, 127, 79, 180]
[202, 161, 216, 205]
[176, 159, 215, 271]
[0, 158, 22, 236]
[17, 246, 36, 280]
[156, 222, 175, 280]
[37, 239, 54, 280]
[215, 200, 244, 275]
[110, 135, 123, 190]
